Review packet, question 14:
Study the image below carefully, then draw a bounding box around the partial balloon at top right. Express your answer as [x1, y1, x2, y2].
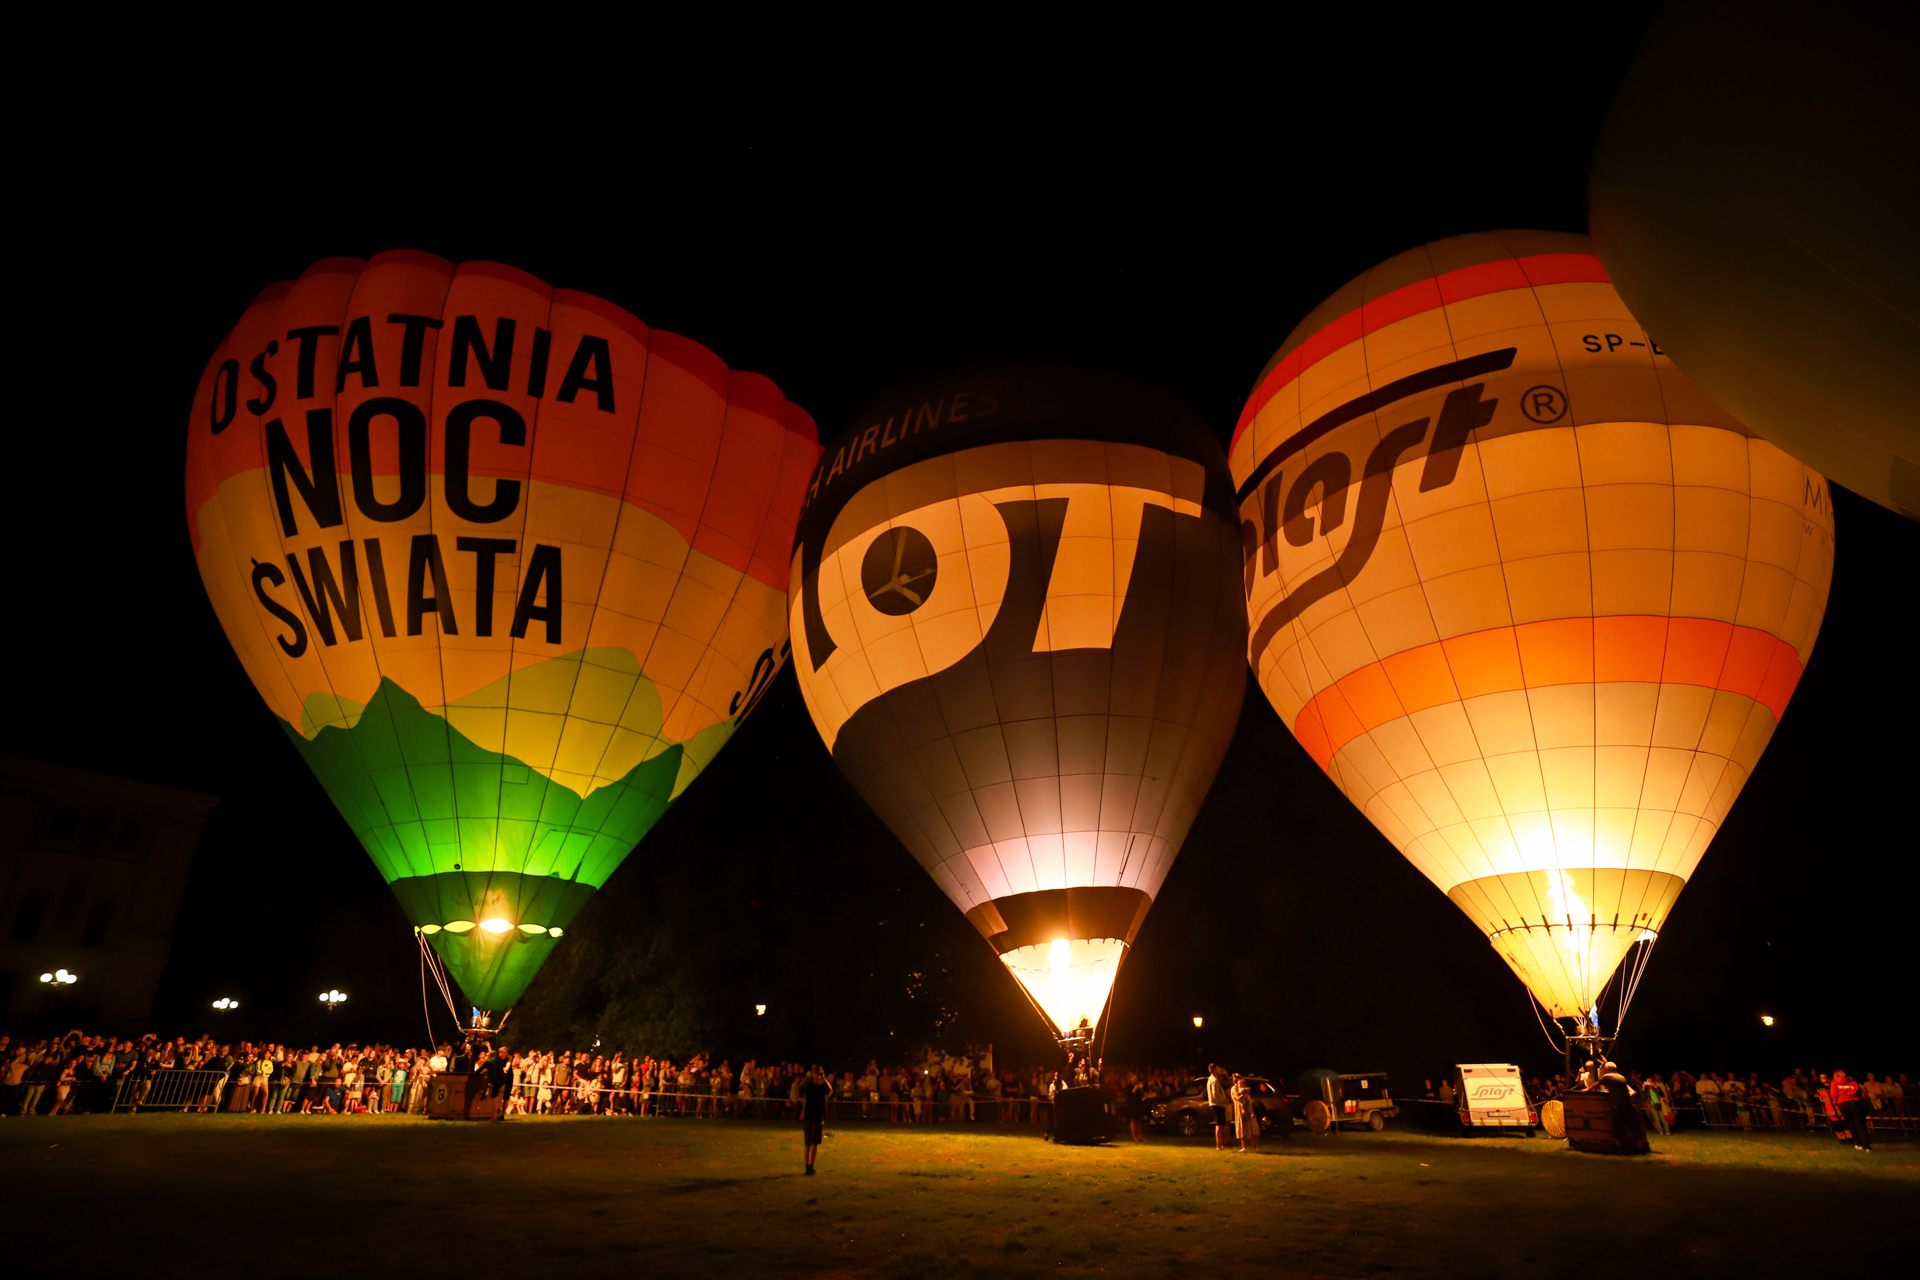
[1231, 230, 1832, 1027]
[1588, 0, 1919, 519]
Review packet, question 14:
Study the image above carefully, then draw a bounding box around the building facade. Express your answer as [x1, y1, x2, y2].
[0, 756, 217, 1026]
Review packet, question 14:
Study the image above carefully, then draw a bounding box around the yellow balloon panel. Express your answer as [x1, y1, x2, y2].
[1231, 231, 1834, 1016]
[1000, 938, 1128, 1043]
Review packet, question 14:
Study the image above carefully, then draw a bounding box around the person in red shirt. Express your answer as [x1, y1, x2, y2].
[1830, 1071, 1871, 1151]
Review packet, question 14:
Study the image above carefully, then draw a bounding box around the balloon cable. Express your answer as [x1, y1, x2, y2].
[1616, 936, 1658, 1035]
[419, 931, 463, 1028]
[418, 932, 438, 1049]
[1528, 989, 1568, 1057]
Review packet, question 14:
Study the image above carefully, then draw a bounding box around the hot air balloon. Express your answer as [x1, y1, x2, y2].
[788, 364, 1246, 1047]
[186, 251, 819, 1017]
[1589, 0, 1919, 519]
[1231, 231, 1833, 1037]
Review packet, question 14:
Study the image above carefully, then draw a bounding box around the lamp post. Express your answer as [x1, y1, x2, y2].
[213, 997, 240, 1016]
[39, 968, 79, 987]
[755, 1003, 767, 1017]
[1192, 1014, 1204, 1064]
[320, 989, 347, 1017]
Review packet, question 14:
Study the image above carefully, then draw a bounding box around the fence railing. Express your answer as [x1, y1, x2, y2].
[495, 1082, 1054, 1125]
[1671, 1099, 1918, 1135]
[53, 1073, 1920, 1137]
[111, 1070, 235, 1113]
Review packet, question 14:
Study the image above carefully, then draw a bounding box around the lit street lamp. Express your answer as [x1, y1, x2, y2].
[1192, 1015, 1204, 1029]
[320, 989, 347, 1015]
[755, 1004, 767, 1017]
[39, 969, 79, 986]
[213, 997, 240, 1011]
[1760, 1014, 1776, 1027]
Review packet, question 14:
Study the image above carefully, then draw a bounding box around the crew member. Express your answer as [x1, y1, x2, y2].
[481, 1047, 512, 1120]
[1597, 1060, 1649, 1153]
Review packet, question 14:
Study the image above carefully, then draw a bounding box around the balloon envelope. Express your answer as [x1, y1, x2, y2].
[1231, 232, 1833, 1017]
[1589, 0, 1919, 518]
[789, 365, 1246, 1039]
[186, 251, 819, 1010]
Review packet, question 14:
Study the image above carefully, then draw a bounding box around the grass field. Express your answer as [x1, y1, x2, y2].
[3, 1114, 1913, 1277]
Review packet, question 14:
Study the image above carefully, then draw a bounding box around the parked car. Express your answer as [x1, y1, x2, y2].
[1148, 1076, 1290, 1137]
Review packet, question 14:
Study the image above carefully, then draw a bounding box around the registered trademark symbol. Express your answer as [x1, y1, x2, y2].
[1520, 385, 1567, 424]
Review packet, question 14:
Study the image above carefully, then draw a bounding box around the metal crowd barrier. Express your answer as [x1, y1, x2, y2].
[1676, 1100, 1917, 1135]
[111, 1069, 235, 1113]
[494, 1081, 1053, 1124]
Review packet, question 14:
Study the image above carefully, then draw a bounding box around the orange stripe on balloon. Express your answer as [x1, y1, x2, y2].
[1232, 252, 1612, 448]
[1593, 616, 1667, 682]
[1439, 628, 1524, 700]
[1289, 616, 1804, 772]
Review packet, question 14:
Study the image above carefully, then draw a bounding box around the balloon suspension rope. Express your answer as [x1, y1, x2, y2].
[1529, 989, 1569, 1057]
[1615, 936, 1658, 1035]
[417, 930, 464, 1036]
[418, 933, 438, 1048]
[1095, 949, 1128, 1076]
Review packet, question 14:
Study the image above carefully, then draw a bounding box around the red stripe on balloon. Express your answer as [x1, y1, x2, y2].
[1232, 252, 1612, 451]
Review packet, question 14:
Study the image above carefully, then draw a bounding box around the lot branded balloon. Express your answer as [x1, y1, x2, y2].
[187, 252, 820, 1012]
[790, 365, 1245, 1041]
[1231, 232, 1833, 1019]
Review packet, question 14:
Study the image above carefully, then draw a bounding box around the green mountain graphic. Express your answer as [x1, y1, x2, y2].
[282, 677, 685, 1010]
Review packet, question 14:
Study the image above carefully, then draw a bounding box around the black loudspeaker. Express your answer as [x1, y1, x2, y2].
[1051, 1087, 1111, 1145]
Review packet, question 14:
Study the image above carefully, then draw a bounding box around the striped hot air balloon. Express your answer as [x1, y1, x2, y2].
[186, 251, 820, 1014]
[788, 364, 1246, 1044]
[1231, 231, 1833, 1023]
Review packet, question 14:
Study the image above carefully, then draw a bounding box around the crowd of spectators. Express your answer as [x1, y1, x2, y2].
[0, 1031, 1110, 1121]
[1417, 1064, 1915, 1140]
[7, 1029, 1911, 1147]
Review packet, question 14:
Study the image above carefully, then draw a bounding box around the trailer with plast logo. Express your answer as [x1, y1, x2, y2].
[1454, 1063, 1537, 1136]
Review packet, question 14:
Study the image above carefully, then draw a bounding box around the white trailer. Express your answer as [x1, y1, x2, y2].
[1454, 1063, 1536, 1136]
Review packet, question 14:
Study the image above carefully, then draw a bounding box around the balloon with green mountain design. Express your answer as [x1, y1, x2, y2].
[186, 251, 819, 1012]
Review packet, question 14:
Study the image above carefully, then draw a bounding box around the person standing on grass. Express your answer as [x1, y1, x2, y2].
[1831, 1071, 1871, 1151]
[20, 1053, 56, 1116]
[1207, 1064, 1231, 1150]
[801, 1065, 831, 1176]
[1231, 1073, 1260, 1153]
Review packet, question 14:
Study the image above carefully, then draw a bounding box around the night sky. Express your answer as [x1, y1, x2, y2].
[13, 8, 1916, 1081]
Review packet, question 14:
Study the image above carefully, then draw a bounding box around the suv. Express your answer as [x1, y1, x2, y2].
[1149, 1076, 1289, 1137]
